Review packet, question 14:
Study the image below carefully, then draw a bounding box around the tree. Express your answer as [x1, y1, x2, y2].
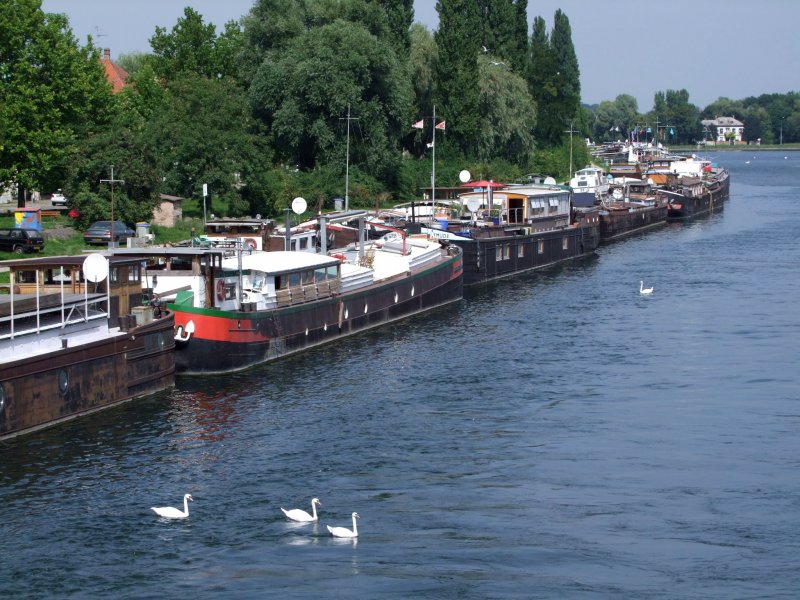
[149, 7, 243, 81]
[526, 10, 580, 147]
[0, 0, 114, 196]
[475, 54, 536, 162]
[146, 74, 267, 216]
[435, 0, 482, 155]
[248, 12, 411, 188]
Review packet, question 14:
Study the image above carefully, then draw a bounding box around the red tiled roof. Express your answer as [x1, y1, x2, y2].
[101, 48, 129, 94]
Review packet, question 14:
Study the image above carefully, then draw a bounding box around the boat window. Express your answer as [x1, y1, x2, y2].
[537, 240, 544, 254]
[518, 245, 525, 258]
[15, 269, 37, 284]
[128, 264, 140, 282]
[314, 267, 328, 282]
[562, 237, 569, 250]
[327, 265, 338, 279]
[302, 270, 314, 284]
[299, 237, 308, 250]
[46, 268, 73, 284]
[288, 272, 301, 287]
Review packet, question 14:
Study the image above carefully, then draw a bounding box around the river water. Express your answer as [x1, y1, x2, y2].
[2, 151, 799, 599]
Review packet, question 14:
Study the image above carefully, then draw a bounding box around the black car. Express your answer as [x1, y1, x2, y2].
[83, 220, 135, 245]
[0, 228, 45, 253]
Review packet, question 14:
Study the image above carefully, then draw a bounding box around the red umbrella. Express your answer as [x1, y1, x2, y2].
[462, 180, 506, 188]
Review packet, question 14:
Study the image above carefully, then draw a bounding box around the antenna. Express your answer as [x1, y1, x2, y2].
[93, 26, 107, 40]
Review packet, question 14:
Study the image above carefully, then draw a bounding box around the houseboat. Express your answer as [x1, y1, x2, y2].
[595, 178, 669, 242]
[421, 181, 600, 286]
[661, 160, 730, 219]
[114, 218, 463, 375]
[0, 254, 175, 441]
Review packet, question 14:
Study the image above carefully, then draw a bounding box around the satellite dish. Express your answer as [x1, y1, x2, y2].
[544, 176, 557, 185]
[459, 169, 471, 183]
[646, 177, 655, 186]
[82, 253, 108, 283]
[291, 197, 307, 215]
[466, 198, 481, 213]
[612, 188, 624, 200]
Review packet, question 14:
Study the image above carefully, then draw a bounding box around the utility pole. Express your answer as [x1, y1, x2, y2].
[563, 121, 578, 177]
[100, 165, 124, 249]
[339, 104, 359, 212]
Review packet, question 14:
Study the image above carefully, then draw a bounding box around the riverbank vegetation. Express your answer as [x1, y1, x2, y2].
[2, 0, 798, 227]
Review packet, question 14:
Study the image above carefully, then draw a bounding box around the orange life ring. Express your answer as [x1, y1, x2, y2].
[244, 238, 257, 250]
[332, 253, 346, 262]
[216, 279, 226, 301]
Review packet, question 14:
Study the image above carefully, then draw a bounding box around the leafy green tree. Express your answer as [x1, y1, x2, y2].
[475, 54, 536, 162]
[66, 127, 161, 229]
[649, 89, 700, 145]
[149, 7, 243, 81]
[115, 51, 152, 77]
[407, 24, 438, 154]
[435, 0, 481, 155]
[0, 0, 113, 196]
[146, 74, 267, 216]
[249, 9, 411, 188]
[369, 0, 414, 57]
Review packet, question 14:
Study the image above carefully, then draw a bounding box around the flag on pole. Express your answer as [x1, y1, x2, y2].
[435, 121, 446, 130]
[411, 119, 424, 129]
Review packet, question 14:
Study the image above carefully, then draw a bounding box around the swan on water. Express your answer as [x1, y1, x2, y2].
[327, 512, 359, 538]
[640, 280, 654, 295]
[281, 497, 322, 522]
[151, 494, 193, 519]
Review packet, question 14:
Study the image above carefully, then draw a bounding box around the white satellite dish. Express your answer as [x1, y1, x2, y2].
[459, 169, 471, 183]
[291, 196, 307, 215]
[544, 176, 557, 185]
[646, 178, 655, 186]
[82, 253, 109, 283]
[466, 198, 481, 213]
[612, 187, 624, 200]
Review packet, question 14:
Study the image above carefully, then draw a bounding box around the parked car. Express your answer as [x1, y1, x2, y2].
[0, 228, 45, 254]
[83, 221, 135, 245]
[51, 189, 68, 206]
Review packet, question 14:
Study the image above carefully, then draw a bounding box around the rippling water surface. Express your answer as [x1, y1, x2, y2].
[2, 151, 799, 598]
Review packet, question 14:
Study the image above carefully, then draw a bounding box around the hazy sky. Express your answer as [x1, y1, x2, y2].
[41, 0, 798, 111]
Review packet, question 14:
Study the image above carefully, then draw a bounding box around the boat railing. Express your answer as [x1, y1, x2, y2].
[274, 279, 341, 308]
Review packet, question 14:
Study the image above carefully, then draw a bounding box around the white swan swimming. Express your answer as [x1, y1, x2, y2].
[327, 512, 359, 538]
[640, 280, 654, 295]
[281, 497, 322, 522]
[151, 494, 193, 519]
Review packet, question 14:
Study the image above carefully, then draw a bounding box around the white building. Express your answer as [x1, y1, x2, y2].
[701, 116, 745, 143]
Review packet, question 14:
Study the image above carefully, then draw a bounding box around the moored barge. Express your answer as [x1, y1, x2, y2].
[0, 254, 175, 441]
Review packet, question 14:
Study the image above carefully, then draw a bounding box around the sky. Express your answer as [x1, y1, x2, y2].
[41, 0, 799, 112]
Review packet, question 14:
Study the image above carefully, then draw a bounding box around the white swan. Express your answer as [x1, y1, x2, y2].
[281, 497, 321, 522]
[640, 280, 654, 295]
[151, 494, 193, 519]
[327, 512, 359, 538]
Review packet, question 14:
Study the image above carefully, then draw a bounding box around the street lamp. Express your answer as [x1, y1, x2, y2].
[780, 117, 785, 145]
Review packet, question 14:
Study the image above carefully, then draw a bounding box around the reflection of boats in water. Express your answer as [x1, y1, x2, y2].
[0, 254, 175, 441]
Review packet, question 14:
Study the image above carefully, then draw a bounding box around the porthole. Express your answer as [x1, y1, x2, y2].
[58, 369, 69, 395]
[158, 332, 166, 348]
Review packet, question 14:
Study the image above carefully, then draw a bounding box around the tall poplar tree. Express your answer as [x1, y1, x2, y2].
[434, 0, 481, 155]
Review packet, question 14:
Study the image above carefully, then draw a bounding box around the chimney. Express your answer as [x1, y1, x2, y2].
[103, 48, 111, 60]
